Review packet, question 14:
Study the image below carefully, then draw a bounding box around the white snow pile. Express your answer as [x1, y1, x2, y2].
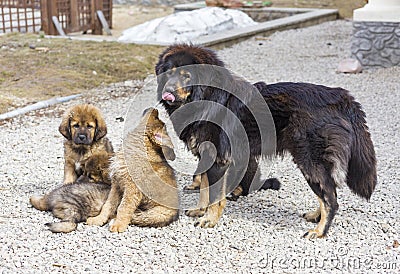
[118, 7, 258, 44]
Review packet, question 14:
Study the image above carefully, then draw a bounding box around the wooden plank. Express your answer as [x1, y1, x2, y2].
[108, 0, 113, 28]
[0, 5, 5, 33]
[91, 0, 102, 34]
[40, 0, 49, 34]
[52, 15, 66, 36]
[96, 10, 111, 35]
[70, 0, 78, 31]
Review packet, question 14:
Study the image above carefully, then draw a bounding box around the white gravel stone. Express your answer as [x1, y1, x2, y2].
[0, 20, 399, 273]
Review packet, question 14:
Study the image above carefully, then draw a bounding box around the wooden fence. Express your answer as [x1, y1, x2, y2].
[0, 0, 41, 33]
[0, 0, 112, 35]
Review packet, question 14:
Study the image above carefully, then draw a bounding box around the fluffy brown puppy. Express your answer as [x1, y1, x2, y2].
[86, 108, 178, 232]
[59, 104, 114, 184]
[29, 153, 112, 233]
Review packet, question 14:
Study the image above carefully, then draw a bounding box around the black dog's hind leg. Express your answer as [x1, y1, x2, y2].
[227, 157, 281, 201]
[303, 177, 338, 239]
[227, 156, 259, 200]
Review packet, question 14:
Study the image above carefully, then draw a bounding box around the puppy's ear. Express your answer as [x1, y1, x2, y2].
[94, 117, 107, 141]
[154, 131, 176, 161]
[142, 107, 159, 118]
[59, 113, 72, 140]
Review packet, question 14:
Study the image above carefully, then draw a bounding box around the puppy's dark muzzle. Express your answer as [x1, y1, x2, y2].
[74, 134, 91, 145]
[76, 175, 90, 184]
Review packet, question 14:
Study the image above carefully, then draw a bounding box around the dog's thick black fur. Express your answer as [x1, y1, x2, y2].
[156, 44, 377, 238]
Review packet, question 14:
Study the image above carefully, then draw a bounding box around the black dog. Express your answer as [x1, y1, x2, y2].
[156, 44, 377, 239]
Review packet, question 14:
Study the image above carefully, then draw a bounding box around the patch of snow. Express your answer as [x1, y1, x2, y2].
[118, 7, 258, 44]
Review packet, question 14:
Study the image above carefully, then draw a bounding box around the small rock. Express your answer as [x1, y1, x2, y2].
[380, 223, 392, 233]
[337, 58, 362, 73]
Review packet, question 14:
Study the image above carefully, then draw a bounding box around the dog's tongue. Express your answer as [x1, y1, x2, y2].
[162, 92, 175, 102]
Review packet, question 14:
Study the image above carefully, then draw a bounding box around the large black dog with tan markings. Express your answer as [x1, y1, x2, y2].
[156, 44, 377, 239]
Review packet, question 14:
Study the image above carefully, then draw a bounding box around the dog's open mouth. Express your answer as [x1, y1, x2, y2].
[162, 92, 176, 103]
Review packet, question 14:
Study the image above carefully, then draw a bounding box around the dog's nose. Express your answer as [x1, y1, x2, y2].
[163, 85, 175, 94]
[78, 134, 87, 141]
[76, 175, 89, 184]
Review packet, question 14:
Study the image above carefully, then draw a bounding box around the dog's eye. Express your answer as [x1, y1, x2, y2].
[87, 125, 93, 129]
[72, 124, 79, 128]
[182, 72, 191, 80]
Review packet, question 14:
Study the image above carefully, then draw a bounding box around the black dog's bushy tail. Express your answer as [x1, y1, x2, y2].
[346, 103, 377, 200]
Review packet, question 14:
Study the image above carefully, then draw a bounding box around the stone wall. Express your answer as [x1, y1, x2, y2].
[351, 21, 400, 68]
[113, 0, 365, 18]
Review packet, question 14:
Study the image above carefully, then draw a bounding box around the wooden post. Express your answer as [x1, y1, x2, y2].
[70, 0, 78, 32]
[109, 0, 113, 29]
[91, 0, 103, 35]
[40, 0, 58, 35]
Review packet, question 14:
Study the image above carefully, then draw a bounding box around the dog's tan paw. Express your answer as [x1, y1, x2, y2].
[194, 216, 218, 228]
[63, 179, 74, 184]
[185, 208, 206, 218]
[109, 220, 129, 233]
[303, 210, 321, 223]
[193, 199, 226, 228]
[29, 195, 47, 211]
[303, 229, 325, 239]
[86, 215, 108, 226]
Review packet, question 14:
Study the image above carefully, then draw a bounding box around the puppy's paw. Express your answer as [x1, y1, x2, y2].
[302, 210, 321, 223]
[185, 208, 205, 218]
[29, 195, 47, 211]
[109, 220, 129, 233]
[194, 216, 218, 228]
[63, 179, 74, 184]
[303, 229, 325, 239]
[86, 215, 108, 226]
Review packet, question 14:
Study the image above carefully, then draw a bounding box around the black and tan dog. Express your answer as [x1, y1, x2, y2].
[86, 108, 179, 232]
[59, 104, 114, 184]
[156, 44, 377, 239]
[30, 153, 112, 233]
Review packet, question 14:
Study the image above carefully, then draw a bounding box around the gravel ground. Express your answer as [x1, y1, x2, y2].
[1, 20, 399, 273]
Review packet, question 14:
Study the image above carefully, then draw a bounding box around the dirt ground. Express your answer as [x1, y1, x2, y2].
[0, 5, 173, 115]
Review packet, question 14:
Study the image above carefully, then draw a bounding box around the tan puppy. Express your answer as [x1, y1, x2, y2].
[29, 153, 112, 233]
[59, 104, 114, 184]
[86, 108, 178, 232]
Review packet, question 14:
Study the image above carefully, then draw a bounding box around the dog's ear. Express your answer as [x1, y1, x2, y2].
[143, 107, 159, 118]
[154, 131, 176, 161]
[59, 113, 72, 140]
[94, 116, 107, 141]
